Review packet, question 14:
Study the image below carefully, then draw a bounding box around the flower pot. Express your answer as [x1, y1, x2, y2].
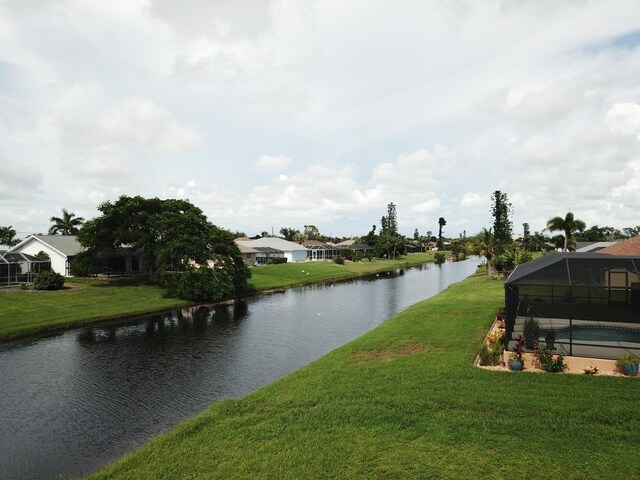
[622, 362, 639, 376]
[509, 359, 524, 371]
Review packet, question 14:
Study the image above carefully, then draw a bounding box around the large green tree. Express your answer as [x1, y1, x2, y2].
[546, 212, 586, 252]
[377, 203, 404, 259]
[475, 227, 496, 275]
[49, 208, 85, 235]
[490, 191, 513, 245]
[77, 196, 250, 299]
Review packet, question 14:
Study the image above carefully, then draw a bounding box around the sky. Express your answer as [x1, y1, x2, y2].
[1, 0, 640, 240]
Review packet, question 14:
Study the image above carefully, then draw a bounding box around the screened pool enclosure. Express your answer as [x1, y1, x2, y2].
[504, 253, 640, 359]
[0, 252, 51, 287]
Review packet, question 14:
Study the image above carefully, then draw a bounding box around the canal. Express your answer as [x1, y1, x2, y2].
[0, 258, 479, 479]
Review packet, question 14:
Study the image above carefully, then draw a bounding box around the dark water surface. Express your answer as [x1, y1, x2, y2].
[0, 258, 478, 479]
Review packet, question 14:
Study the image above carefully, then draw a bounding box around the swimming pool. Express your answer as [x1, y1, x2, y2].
[542, 326, 640, 344]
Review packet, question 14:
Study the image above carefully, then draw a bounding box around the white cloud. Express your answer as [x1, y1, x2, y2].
[605, 102, 640, 139]
[460, 192, 487, 209]
[80, 97, 203, 154]
[255, 154, 292, 172]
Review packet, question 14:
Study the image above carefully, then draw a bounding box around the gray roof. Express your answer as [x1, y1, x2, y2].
[575, 241, 620, 253]
[236, 237, 307, 252]
[13, 235, 84, 256]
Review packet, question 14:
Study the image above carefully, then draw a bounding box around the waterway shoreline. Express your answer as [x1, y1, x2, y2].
[0, 253, 445, 342]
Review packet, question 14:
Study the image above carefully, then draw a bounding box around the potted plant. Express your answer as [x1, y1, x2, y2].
[523, 316, 540, 349]
[616, 354, 640, 376]
[509, 335, 525, 371]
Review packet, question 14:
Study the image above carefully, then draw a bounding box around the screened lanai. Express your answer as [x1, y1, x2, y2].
[0, 252, 51, 286]
[504, 253, 640, 359]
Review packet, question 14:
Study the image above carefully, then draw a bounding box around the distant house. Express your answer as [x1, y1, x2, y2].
[9, 235, 83, 276]
[303, 240, 339, 261]
[596, 236, 640, 256]
[9, 235, 145, 276]
[234, 241, 258, 267]
[235, 237, 308, 264]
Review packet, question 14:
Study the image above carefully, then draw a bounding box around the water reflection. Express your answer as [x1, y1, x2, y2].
[0, 258, 478, 480]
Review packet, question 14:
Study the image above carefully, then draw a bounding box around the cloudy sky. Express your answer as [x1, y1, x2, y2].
[2, 0, 640, 240]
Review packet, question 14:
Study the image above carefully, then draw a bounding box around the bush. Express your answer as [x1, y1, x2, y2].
[70, 251, 99, 277]
[333, 256, 345, 265]
[534, 343, 566, 373]
[33, 271, 65, 290]
[479, 341, 504, 366]
[271, 257, 288, 264]
[434, 252, 446, 264]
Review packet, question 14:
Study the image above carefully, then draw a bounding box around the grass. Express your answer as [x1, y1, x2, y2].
[0, 276, 190, 339]
[248, 252, 437, 290]
[0, 253, 437, 340]
[88, 272, 640, 480]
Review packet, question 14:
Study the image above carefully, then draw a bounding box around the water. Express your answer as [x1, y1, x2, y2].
[0, 258, 478, 479]
[544, 326, 640, 343]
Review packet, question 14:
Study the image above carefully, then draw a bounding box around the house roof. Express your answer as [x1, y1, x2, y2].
[10, 235, 83, 257]
[335, 239, 356, 246]
[505, 252, 640, 285]
[236, 237, 307, 252]
[575, 241, 621, 253]
[596, 236, 640, 256]
[235, 243, 258, 254]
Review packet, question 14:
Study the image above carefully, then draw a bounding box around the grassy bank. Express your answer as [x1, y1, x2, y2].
[249, 252, 437, 290]
[0, 253, 437, 340]
[88, 272, 640, 480]
[0, 277, 190, 339]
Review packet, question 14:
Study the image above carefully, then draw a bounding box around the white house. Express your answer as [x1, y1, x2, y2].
[235, 237, 308, 264]
[9, 235, 83, 276]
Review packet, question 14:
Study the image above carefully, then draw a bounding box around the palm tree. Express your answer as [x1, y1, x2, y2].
[0, 225, 20, 246]
[48, 209, 85, 235]
[546, 212, 586, 252]
[476, 227, 496, 275]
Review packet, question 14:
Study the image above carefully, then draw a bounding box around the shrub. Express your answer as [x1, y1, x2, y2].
[534, 343, 566, 373]
[479, 341, 504, 366]
[271, 257, 288, 264]
[434, 252, 446, 264]
[33, 271, 65, 290]
[34, 251, 50, 260]
[333, 256, 345, 265]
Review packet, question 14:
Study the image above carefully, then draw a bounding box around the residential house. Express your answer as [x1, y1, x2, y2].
[235, 237, 308, 264]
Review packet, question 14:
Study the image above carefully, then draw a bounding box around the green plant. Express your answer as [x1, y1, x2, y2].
[333, 256, 345, 265]
[615, 354, 639, 374]
[534, 343, 566, 373]
[19, 283, 28, 290]
[33, 271, 65, 290]
[271, 257, 288, 264]
[479, 341, 504, 366]
[523, 316, 540, 348]
[434, 252, 446, 264]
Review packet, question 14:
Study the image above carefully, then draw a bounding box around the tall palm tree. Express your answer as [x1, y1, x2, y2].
[546, 212, 586, 252]
[48, 209, 85, 235]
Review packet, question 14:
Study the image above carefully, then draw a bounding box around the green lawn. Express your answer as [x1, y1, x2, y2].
[0, 277, 190, 339]
[88, 272, 640, 480]
[0, 253, 437, 340]
[248, 253, 437, 290]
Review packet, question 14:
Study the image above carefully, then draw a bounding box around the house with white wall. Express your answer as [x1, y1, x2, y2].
[9, 235, 83, 276]
[235, 237, 308, 264]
